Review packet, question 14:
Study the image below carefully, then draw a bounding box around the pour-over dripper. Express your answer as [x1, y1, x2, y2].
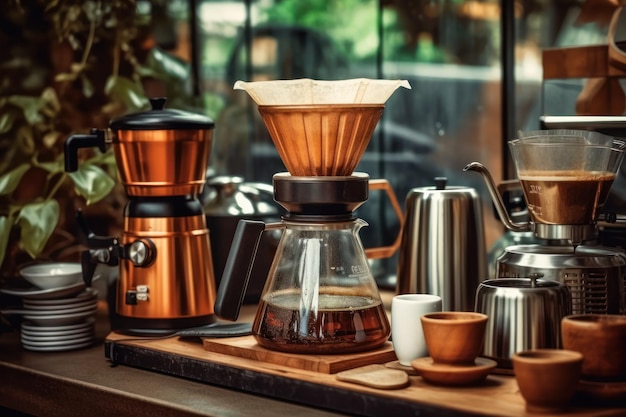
[509, 131, 626, 225]
[234, 78, 410, 176]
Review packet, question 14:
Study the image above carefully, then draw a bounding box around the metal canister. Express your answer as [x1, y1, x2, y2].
[396, 177, 486, 311]
[475, 277, 572, 369]
[497, 244, 626, 315]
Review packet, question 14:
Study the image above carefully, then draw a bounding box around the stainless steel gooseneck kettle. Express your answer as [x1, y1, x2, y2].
[396, 177, 487, 311]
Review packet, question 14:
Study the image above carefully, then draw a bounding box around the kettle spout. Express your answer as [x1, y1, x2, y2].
[463, 162, 530, 233]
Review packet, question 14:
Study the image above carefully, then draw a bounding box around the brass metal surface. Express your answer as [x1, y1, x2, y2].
[258, 105, 383, 176]
[113, 129, 212, 196]
[116, 214, 216, 318]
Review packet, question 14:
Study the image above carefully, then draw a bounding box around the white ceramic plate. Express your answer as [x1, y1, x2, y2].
[19, 262, 82, 290]
[21, 334, 94, 348]
[23, 289, 98, 306]
[2, 301, 97, 316]
[20, 323, 94, 338]
[23, 298, 97, 311]
[0, 275, 100, 301]
[21, 329, 94, 343]
[21, 317, 95, 333]
[22, 308, 97, 326]
[10, 300, 98, 316]
[21, 339, 94, 352]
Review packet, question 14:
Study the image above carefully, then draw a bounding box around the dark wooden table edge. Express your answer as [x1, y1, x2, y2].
[104, 339, 486, 417]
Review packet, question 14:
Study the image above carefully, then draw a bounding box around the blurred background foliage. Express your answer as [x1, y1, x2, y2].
[0, 0, 183, 279]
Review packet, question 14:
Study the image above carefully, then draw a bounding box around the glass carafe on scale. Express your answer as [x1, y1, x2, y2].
[254, 219, 389, 354]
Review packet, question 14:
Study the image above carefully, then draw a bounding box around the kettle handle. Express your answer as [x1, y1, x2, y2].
[364, 179, 404, 259]
[214, 220, 268, 321]
[64, 129, 107, 172]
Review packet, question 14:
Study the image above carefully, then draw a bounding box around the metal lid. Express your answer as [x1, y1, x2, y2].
[109, 97, 214, 130]
[480, 277, 562, 290]
[203, 176, 277, 216]
[410, 177, 477, 195]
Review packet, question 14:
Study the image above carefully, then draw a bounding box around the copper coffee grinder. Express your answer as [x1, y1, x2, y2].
[466, 130, 626, 315]
[214, 79, 409, 354]
[64, 98, 217, 335]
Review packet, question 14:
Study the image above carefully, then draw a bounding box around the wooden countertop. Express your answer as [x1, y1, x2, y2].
[1, 295, 626, 417]
[0, 302, 344, 417]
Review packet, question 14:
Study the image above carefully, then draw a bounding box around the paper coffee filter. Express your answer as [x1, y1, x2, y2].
[234, 78, 411, 105]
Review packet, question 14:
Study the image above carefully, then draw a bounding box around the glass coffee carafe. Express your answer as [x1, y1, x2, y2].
[466, 130, 626, 244]
[249, 217, 388, 353]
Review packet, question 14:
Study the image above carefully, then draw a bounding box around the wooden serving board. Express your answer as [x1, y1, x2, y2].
[202, 336, 396, 374]
[105, 332, 626, 417]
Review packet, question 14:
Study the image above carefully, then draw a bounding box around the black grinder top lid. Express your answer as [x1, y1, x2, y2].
[109, 97, 214, 130]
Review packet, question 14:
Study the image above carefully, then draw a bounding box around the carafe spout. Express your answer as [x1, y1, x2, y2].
[463, 162, 530, 233]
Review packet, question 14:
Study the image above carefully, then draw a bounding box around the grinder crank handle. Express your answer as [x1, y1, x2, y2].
[214, 220, 272, 321]
[80, 250, 98, 288]
[64, 128, 107, 172]
[76, 209, 121, 288]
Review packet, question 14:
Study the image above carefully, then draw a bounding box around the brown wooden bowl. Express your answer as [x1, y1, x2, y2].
[512, 349, 583, 413]
[420, 312, 487, 365]
[561, 314, 626, 381]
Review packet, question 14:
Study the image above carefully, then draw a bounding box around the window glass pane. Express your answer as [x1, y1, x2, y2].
[195, 0, 505, 284]
[380, 1, 504, 274]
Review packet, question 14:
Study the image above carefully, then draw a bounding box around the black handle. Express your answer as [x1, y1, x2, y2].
[76, 209, 119, 250]
[75, 209, 120, 289]
[80, 250, 98, 288]
[64, 128, 107, 172]
[214, 220, 267, 321]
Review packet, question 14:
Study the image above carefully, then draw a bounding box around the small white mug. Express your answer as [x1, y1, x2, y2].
[391, 293, 442, 366]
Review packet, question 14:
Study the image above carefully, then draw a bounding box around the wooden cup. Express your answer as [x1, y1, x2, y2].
[561, 314, 626, 381]
[512, 349, 582, 413]
[420, 312, 488, 365]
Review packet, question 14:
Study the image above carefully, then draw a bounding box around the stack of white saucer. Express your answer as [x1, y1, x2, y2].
[1, 262, 100, 352]
[19, 289, 98, 352]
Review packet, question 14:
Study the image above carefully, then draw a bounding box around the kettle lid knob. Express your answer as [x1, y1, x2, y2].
[434, 177, 447, 190]
[149, 97, 167, 110]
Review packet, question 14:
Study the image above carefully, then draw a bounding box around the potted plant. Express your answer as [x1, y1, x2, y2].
[0, 0, 165, 282]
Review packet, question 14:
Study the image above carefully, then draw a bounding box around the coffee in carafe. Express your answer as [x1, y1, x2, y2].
[519, 170, 616, 224]
[507, 132, 625, 229]
[255, 287, 389, 353]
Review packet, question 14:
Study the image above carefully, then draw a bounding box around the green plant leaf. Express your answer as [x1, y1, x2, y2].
[38, 158, 65, 175]
[105, 75, 148, 111]
[0, 164, 30, 195]
[0, 112, 16, 134]
[40, 87, 61, 115]
[17, 125, 35, 154]
[17, 200, 59, 258]
[7, 95, 44, 125]
[81, 73, 94, 98]
[0, 216, 13, 268]
[67, 163, 116, 204]
[54, 72, 79, 83]
[87, 149, 117, 166]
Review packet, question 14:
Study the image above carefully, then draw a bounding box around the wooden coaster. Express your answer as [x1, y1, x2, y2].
[203, 336, 396, 374]
[385, 360, 419, 376]
[336, 364, 410, 390]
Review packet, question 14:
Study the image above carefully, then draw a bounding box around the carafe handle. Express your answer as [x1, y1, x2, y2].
[214, 220, 278, 320]
[364, 179, 404, 259]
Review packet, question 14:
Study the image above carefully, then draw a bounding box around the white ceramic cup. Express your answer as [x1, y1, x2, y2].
[391, 293, 442, 366]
